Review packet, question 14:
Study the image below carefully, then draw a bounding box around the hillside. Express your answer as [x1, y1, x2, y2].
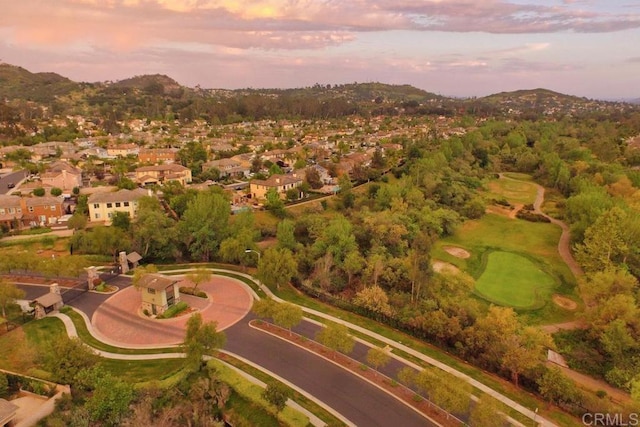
[0, 62, 638, 123]
[476, 88, 636, 117]
[0, 63, 82, 103]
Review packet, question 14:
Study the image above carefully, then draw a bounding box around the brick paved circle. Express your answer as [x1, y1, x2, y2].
[92, 275, 253, 346]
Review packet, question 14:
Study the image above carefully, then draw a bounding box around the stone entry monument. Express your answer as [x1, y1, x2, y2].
[86, 266, 99, 290]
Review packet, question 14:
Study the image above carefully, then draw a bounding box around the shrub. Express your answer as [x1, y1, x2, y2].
[50, 187, 62, 197]
[516, 210, 551, 223]
[179, 286, 207, 298]
[33, 187, 46, 197]
[158, 301, 188, 319]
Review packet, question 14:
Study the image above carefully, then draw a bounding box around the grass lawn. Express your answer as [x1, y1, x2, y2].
[101, 358, 185, 383]
[474, 251, 557, 309]
[485, 174, 538, 205]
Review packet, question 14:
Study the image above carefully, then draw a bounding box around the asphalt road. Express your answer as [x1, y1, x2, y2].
[225, 317, 434, 427]
[0, 169, 28, 195]
[15, 274, 435, 426]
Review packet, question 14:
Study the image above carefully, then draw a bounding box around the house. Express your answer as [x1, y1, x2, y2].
[87, 188, 151, 224]
[250, 173, 303, 200]
[106, 143, 139, 157]
[0, 195, 64, 230]
[138, 273, 181, 316]
[40, 160, 83, 191]
[202, 158, 250, 178]
[138, 148, 178, 164]
[29, 141, 77, 160]
[307, 164, 334, 185]
[134, 164, 192, 186]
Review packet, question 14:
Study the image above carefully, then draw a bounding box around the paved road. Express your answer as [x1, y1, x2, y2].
[225, 316, 434, 427]
[16, 274, 432, 426]
[0, 170, 28, 195]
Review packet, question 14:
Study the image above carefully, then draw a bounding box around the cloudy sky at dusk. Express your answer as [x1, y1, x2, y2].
[1, 0, 639, 99]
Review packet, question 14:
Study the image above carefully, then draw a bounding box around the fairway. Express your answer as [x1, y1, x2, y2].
[475, 251, 556, 309]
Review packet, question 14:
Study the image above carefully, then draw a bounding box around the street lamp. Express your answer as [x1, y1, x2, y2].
[244, 249, 261, 264]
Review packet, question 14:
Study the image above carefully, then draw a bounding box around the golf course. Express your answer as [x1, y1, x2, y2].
[431, 173, 580, 322]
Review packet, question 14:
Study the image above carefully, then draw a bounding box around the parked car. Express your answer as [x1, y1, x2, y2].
[7, 183, 15, 188]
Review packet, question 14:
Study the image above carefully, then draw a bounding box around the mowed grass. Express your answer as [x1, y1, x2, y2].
[475, 251, 556, 309]
[485, 173, 538, 205]
[433, 213, 569, 280]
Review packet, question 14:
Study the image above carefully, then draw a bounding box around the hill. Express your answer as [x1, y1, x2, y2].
[110, 74, 185, 97]
[0, 63, 82, 103]
[475, 88, 636, 117]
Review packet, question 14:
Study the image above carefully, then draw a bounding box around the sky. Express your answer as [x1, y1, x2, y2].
[1, 0, 639, 99]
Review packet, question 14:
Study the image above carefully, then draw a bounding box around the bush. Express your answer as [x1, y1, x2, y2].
[33, 187, 46, 197]
[0, 373, 8, 398]
[516, 210, 551, 223]
[179, 286, 207, 298]
[50, 187, 62, 197]
[158, 301, 189, 319]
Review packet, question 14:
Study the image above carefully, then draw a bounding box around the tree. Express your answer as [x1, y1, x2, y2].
[81, 367, 135, 427]
[305, 168, 323, 189]
[366, 347, 391, 374]
[67, 212, 87, 230]
[179, 190, 230, 261]
[43, 337, 99, 385]
[353, 285, 393, 317]
[186, 268, 212, 292]
[276, 219, 298, 251]
[272, 302, 303, 335]
[316, 323, 354, 358]
[111, 211, 131, 231]
[576, 207, 630, 272]
[257, 247, 297, 290]
[501, 326, 553, 388]
[0, 280, 25, 318]
[33, 187, 45, 197]
[251, 298, 275, 319]
[264, 188, 285, 217]
[415, 368, 471, 415]
[50, 187, 62, 197]
[468, 396, 503, 427]
[131, 197, 178, 261]
[183, 312, 226, 372]
[131, 264, 158, 289]
[342, 250, 365, 286]
[262, 382, 290, 412]
[537, 366, 581, 408]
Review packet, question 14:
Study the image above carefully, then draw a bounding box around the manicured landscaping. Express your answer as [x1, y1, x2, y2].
[101, 358, 185, 383]
[474, 251, 556, 309]
[485, 173, 538, 205]
[61, 308, 179, 355]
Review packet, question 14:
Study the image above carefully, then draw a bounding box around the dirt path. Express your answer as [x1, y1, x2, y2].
[499, 174, 583, 278]
[548, 363, 631, 404]
[531, 183, 584, 278]
[540, 320, 588, 334]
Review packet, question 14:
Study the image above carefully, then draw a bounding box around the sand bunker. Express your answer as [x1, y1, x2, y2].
[552, 295, 578, 310]
[432, 261, 460, 274]
[443, 246, 471, 259]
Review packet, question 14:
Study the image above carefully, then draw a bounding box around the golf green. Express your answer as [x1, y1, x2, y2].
[475, 251, 556, 308]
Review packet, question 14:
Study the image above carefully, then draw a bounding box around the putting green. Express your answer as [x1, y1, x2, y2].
[475, 251, 556, 309]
